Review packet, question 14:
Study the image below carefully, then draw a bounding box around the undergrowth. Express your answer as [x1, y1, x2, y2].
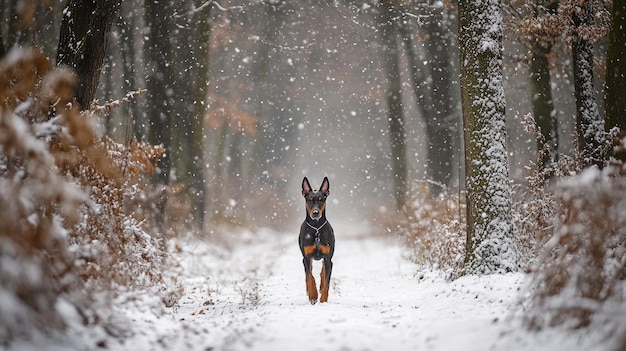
[0, 48, 181, 343]
[522, 131, 626, 341]
[396, 182, 466, 278]
[524, 168, 626, 332]
[514, 115, 626, 339]
[398, 115, 626, 343]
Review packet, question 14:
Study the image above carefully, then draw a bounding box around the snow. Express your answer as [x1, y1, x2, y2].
[6, 222, 614, 351]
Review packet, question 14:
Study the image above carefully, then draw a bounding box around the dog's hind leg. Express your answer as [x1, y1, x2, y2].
[303, 257, 318, 304]
[320, 259, 332, 303]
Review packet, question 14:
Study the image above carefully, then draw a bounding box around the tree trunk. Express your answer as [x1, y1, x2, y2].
[380, 0, 408, 210]
[117, 1, 144, 141]
[144, 0, 176, 226]
[528, 40, 559, 176]
[5, 0, 34, 50]
[2, 1, 62, 58]
[252, 1, 295, 194]
[423, 5, 458, 190]
[605, 0, 626, 159]
[188, 0, 211, 223]
[398, 18, 432, 126]
[171, 3, 194, 186]
[459, 0, 519, 274]
[56, 0, 121, 108]
[572, 0, 605, 168]
[171, 0, 211, 224]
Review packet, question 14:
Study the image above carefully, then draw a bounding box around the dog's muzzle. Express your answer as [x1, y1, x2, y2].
[311, 209, 320, 220]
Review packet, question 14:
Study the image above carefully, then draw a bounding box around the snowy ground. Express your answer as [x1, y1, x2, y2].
[8, 221, 613, 351]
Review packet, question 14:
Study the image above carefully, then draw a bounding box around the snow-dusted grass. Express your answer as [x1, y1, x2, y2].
[9, 222, 618, 351]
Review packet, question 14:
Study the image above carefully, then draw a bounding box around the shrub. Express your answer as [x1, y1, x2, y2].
[397, 182, 466, 278]
[0, 49, 86, 340]
[524, 167, 626, 334]
[522, 126, 626, 338]
[0, 48, 180, 343]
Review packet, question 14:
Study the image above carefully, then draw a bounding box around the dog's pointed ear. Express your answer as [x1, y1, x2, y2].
[302, 177, 312, 196]
[320, 177, 330, 196]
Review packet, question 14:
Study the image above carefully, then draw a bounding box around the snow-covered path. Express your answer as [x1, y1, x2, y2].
[12, 222, 607, 351]
[163, 223, 597, 351]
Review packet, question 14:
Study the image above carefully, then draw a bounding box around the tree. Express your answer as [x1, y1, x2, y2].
[169, 1, 211, 224]
[398, 13, 431, 131]
[459, 0, 519, 274]
[422, 2, 458, 191]
[529, 39, 559, 175]
[144, 0, 176, 225]
[504, 0, 561, 178]
[570, 0, 605, 168]
[252, 0, 298, 194]
[2, 1, 62, 58]
[379, 0, 408, 210]
[56, 0, 121, 108]
[399, 2, 459, 193]
[188, 0, 212, 223]
[605, 0, 626, 155]
[115, 1, 144, 141]
[526, 1, 559, 177]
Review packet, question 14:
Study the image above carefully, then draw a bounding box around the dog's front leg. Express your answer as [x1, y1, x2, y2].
[320, 258, 332, 303]
[303, 257, 318, 304]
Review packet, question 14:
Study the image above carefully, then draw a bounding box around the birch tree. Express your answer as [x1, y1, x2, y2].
[459, 0, 519, 274]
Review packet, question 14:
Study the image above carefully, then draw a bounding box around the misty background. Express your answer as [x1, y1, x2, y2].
[1, 0, 589, 227]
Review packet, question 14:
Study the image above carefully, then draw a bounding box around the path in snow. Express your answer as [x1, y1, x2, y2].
[168, 222, 596, 351]
[7, 222, 610, 351]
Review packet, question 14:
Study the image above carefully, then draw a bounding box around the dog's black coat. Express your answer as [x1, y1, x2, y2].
[298, 176, 335, 304]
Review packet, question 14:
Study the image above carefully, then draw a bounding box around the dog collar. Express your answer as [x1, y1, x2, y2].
[306, 220, 327, 238]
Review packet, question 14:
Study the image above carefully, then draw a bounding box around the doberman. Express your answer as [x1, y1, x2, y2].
[298, 176, 335, 304]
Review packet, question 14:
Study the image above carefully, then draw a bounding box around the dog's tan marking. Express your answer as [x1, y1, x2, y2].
[303, 245, 316, 256]
[305, 202, 314, 219]
[306, 258, 318, 304]
[319, 244, 331, 255]
[320, 262, 329, 303]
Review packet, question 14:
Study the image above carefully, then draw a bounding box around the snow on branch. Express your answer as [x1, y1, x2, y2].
[88, 89, 147, 117]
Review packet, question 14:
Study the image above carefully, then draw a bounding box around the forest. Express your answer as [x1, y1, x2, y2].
[1, 0, 625, 349]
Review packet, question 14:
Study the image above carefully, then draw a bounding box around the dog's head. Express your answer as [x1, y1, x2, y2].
[302, 177, 329, 221]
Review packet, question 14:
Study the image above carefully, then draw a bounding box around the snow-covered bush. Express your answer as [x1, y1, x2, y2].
[70, 137, 181, 303]
[512, 113, 590, 270]
[0, 48, 180, 343]
[0, 49, 86, 341]
[524, 167, 626, 334]
[397, 182, 466, 278]
[510, 151, 584, 270]
[515, 116, 625, 335]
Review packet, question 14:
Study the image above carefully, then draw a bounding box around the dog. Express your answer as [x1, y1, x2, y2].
[298, 176, 335, 304]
